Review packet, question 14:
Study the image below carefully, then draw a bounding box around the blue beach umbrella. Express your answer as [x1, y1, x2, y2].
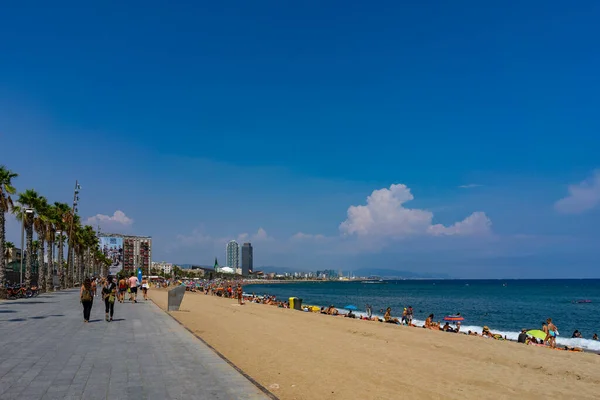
[344, 305, 358, 311]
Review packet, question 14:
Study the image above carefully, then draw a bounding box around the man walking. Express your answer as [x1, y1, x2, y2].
[128, 273, 139, 303]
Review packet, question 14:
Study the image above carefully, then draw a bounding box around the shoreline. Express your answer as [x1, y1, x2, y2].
[149, 288, 600, 400]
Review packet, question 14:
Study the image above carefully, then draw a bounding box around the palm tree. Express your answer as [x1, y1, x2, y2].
[43, 204, 58, 291]
[33, 197, 49, 291]
[53, 202, 70, 289]
[82, 225, 98, 277]
[31, 240, 39, 281]
[66, 214, 81, 287]
[0, 166, 18, 296]
[4, 241, 15, 263]
[14, 189, 41, 288]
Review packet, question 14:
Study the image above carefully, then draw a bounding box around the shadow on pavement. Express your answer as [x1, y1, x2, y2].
[0, 310, 16, 313]
[0, 314, 65, 322]
[0, 301, 55, 305]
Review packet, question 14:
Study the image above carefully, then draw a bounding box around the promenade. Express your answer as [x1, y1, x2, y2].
[0, 289, 272, 400]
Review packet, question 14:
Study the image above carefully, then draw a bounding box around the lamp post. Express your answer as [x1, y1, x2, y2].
[66, 180, 80, 287]
[20, 208, 34, 285]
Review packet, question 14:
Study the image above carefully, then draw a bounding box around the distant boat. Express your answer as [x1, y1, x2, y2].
[575, 299, 592, 304]
[361, 277, 385, 284]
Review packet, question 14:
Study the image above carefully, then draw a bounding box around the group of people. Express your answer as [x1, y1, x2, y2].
[571, 330, 598, 340]
[79, 273, 150, 323]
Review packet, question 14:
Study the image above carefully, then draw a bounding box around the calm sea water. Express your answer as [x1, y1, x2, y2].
[247, 279, 600, 351]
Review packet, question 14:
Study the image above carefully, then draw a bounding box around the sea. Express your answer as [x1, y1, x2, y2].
[247, 279, 600, 352]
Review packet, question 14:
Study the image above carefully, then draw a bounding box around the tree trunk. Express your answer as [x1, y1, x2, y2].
[38, 240, 45, 292]
[46, 239, 54, 291]
[66, 234, 73, 287]
[67, 248, 73, 287]
[0, 211, 6, 298]
[25, 224, 33, 288]
[57, 237, 64, 290]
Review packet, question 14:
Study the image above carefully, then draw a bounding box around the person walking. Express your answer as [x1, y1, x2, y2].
[91, 277, 97, 298]
[118, 275, 127, 303]
[141, 277, 149, 301]
[103, 276, 117, 322]
[80, 277, 94, 323]
[128, 273, 139, 303]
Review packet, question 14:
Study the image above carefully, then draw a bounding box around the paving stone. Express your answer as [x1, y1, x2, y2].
[0, 289, 271, 400]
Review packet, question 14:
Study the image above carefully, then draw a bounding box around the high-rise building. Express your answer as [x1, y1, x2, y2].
[242, 242, 253, 276]
[226, 240, 239, 270]
[123, 236, 152, 274]
[101, 233, 152, 275]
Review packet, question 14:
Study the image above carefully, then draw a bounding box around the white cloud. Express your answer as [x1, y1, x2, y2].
[175, 229, 213, 246]
[291, 232, 326, 241]
[428, 211, 491, 236]
[339, 184, 491, 238]
[458, 184, 482, 189]
[85, 210, 133, 227]
[554, 170, 600, 214]
[237, 228, 272, 243]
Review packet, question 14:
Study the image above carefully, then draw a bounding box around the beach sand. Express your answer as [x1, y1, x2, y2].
[149, 289, 600, 400]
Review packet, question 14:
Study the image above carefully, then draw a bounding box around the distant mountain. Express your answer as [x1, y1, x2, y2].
[351, 268, 451, 279]
[255, 266, 449, 279]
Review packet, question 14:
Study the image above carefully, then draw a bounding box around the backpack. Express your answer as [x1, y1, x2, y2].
[82, 289, 92, 302]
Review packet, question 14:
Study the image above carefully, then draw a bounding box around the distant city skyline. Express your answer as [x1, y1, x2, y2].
[2, 1, 600, 278]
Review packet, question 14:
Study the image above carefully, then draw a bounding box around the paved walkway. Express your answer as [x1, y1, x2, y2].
[0, 289, 271, 400]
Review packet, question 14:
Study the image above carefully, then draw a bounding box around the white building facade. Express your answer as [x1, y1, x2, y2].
[226, 240, 240, 270]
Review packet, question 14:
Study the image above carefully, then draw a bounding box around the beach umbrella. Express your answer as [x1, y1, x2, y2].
[526, 330, 547, 340]
[344, 305, 358, 311]
[443, 315, 464, 322]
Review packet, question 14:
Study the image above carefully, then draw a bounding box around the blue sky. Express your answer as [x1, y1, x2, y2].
[1, 1, 599, 278]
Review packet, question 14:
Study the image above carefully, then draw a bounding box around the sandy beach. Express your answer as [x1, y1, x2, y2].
[149, 289, 600, 400]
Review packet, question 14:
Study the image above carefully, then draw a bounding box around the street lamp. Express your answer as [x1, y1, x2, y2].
[20, 208, 34, 285]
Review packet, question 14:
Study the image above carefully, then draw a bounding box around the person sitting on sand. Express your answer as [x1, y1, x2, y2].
[442, 322, 453, 332]
[325, 305, 339, 315]
[518, 329, 528, 343]
[482, 326, 494, 338]
[346, 310, 356, 318]
[384, 307, 400, 324]
[424, 314, 439, 329]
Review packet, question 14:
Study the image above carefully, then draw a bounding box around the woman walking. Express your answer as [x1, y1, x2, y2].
[103, 276, 117, 322]
[80, 277, 94, 323]
[141, 277, 149, 301]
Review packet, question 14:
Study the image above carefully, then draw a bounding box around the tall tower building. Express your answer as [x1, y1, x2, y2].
[225, 240, 239, 270]
[241, 242, 253, 276]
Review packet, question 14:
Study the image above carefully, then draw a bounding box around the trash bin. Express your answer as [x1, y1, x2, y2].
[289, 297, 302, 310]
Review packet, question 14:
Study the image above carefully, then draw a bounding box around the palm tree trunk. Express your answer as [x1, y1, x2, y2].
[46, 239, 53, 291]
[57, 236, 64, 289]
[67, 248, 73, 287]
[0, 211, 6, 298]
[25, 225, 33, 288]
[66, 235, 73, 287]
[38, 241, 45, 292]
